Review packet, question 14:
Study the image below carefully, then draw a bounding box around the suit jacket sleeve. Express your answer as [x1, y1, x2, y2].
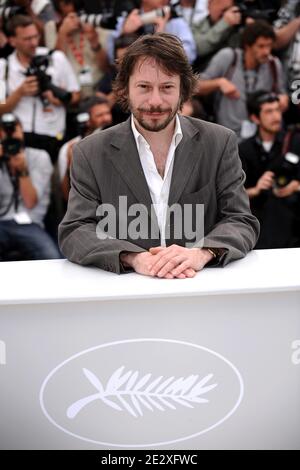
[58, 143, 146, 274]
[197, 131, 260, 266]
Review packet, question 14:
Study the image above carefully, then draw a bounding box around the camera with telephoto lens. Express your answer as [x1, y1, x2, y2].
[23, 53, 72, 108]
[139, 1, 181, 25]
[235, 0, 277, 24]
[0, 113, 23, 163]
[0, 3, 23, 20]
[273, 152, 300, 188]
[75, 112, 90, 138]
[78, 0, 138, 29]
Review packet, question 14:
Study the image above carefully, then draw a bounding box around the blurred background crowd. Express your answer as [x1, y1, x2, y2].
[0, 0, 300, 261]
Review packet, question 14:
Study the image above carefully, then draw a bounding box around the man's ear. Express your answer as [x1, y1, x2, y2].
[250, 113, 260, 126]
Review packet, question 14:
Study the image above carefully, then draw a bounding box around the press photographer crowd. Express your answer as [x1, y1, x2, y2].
[0, 0, 300, 261]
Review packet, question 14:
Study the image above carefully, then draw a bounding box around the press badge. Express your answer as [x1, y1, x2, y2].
[79, 67, 93, 86]
[13, 212, 32, 224]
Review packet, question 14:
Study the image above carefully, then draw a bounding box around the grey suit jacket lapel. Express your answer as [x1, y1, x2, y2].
[108, 117, 152, 205]
[168, 115, 201, 207]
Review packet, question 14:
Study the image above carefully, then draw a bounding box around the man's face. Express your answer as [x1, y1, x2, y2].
[128, 57, 181, 133]
[255, 101, 282, 134]
[10, 24, 39, 59]
[246, 37, 274, 65]
[209, 0, 233, 23]
[89, 104, 112, 131]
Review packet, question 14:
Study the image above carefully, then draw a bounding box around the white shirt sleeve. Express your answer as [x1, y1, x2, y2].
[52, 50, 80, 92]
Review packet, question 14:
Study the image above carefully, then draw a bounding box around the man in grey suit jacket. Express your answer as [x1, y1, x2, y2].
[59, 33, 259, 279]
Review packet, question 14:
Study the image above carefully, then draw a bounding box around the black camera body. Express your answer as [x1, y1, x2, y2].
[78, 1, 181, 29]
[1, 137, 23, 161]
[0, 4, 23, 20]
[75, 112, 90, 138]
[78, 0, 139, 29]
[235, 0, 277, 24]
[274, 152, 300, 188]
[24, 54, 72, 107]
[0, 113, 23, 162]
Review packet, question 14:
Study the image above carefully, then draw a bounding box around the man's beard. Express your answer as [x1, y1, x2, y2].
[130, 102, 180, 132]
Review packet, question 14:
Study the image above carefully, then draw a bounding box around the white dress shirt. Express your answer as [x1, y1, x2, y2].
[131, 114, 183, 246]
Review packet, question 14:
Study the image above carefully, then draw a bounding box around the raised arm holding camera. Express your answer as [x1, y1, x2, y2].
[111, 0, 197, 64]
[192, 0, 242, 69]
[55, 3, 110, 98]
[0, 14, 80, 163]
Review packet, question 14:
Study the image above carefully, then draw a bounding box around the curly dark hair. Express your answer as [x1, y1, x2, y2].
[113, 33, 198, 111]
[242, 20, 276, 48]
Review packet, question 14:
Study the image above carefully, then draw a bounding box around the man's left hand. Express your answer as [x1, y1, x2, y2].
[8, 151, 28, 176]
[148, 245, 214, 278]
[43, 90, 62, 107]
[273, 180, 300, 198]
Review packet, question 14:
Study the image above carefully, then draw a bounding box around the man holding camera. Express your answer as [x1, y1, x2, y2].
[110, 0, 196, 64]
[55, 5, 110, 99]
[58, 96, 112, 202]
[0, 113, 61, 260]
[239, 91, 300, 249]
[0, 14, 80, 163]
[197, 20, 289, 139]
[192, 0, 242, 69]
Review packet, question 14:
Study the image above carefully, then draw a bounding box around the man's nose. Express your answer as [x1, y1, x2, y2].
[30, 39, 38, 48]
[148, 88, 164, 107]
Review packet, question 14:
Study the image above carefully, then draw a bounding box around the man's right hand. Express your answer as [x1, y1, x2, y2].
[223, 6, 242, 27]
[219, 78, 240, 99]
[122, 9, 143, 34]
[256, 171, 275, 194]
[18, 76, 39, 97]
[59, 12, 81, 36]
[121, 252, 196, 279]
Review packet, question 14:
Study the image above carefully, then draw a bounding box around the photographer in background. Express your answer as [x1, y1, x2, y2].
[58, 96, 112, 202]
[55, 1, 111, 98]
[239, 91, 300, 249]
[5, 0, 57, 47]
[0, 15, 80, 164]
[0, 113, 61, 260]
[109, 0, 197, 64]
[192, 0, 243, 71]
[197, 20, 289, 139]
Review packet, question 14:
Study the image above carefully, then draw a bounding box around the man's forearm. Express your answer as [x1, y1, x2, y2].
[193, 19, 231, 58]
[274, 18, 300, 50]
[246, 187, 260, 199]
[0, 88, 23, 114]
[19, 175, 38, 209]
[55, 30, 68, 52]
[196, 78, 222, 96]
